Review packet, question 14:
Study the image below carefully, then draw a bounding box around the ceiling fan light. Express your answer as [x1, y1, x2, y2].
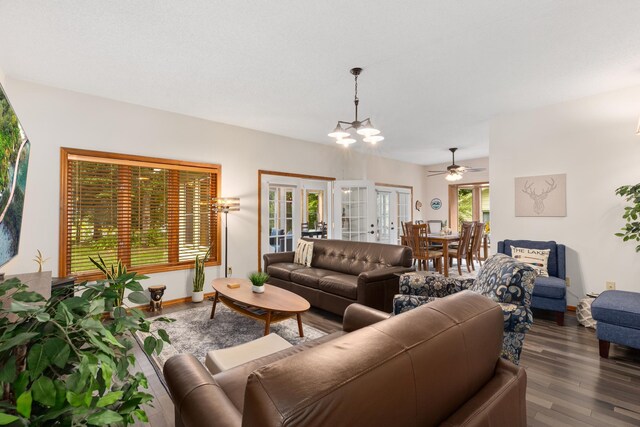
[363, 135, 384, 144]
[445, 172, 463, 182]
[328, 124, 351, 139]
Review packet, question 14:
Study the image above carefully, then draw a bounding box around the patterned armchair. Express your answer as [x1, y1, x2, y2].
[393, 253, 536, 364]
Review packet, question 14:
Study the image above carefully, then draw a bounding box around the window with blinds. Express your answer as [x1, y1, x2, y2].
[60, 148, 220, 279]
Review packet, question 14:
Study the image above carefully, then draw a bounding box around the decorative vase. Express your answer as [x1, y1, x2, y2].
[252, 285, 265, 293]
[192, 290, 204, 303]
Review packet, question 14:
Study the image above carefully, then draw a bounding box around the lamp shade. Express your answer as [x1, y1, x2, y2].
[445, 172, 463, 182]
[212, 197, 240, 213]
[328, 124, 351, 139]
[356, 119, 381, 137]
[336, 137, 356, 146]
[363, 135, 384, 144]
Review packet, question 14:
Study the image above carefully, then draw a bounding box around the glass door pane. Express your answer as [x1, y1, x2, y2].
[397, 192, 411, 244]
[268, 185, 295, 252]
[376, 190, 391, 244]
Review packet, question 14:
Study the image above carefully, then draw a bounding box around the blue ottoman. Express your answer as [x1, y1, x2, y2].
[591, 290, 640, 358]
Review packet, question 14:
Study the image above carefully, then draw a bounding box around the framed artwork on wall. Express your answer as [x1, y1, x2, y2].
[515, 173, 566, 217]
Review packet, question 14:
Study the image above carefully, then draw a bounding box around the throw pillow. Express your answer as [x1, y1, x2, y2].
[510, 246, 549, 277]
[294, 240, 314, 267]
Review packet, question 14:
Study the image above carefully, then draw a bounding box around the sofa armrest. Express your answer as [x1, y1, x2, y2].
[164, 354, 241, 427]
[358, 266, 414, 283]
[497, 240, 506, 254]
[356, 267, 413, 312]
[557, 244, 566, 280]
[262, 251, 295, 270]
[342, 303, 392, 332]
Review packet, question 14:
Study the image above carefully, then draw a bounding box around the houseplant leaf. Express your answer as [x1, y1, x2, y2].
[32, 376, 56, 407]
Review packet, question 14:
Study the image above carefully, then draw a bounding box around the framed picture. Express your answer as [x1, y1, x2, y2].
[515, 174, 566, 217]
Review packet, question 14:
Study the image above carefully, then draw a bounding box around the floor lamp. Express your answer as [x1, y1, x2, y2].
[212, 197, 240, 278]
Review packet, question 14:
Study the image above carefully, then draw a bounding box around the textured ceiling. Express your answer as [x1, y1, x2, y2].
[1, 1, 640, 164]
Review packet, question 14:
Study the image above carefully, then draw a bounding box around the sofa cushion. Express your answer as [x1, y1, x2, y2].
[592, 290, 640, 330]
[306, 238, 412, 276]
[501, 240, 559, 278]
[319, 274, 358, 300]
[533, 276, 566, 299]
[290, 268, 335, 289]
[266, 262, 306, 282]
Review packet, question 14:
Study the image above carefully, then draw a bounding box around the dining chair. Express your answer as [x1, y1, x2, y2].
[411, 224, 443, 272]
[468, 222, 486, 270]
[447, 221, 473, 275]
[320, 221, 328, 239]
[400, 221, 413, 246]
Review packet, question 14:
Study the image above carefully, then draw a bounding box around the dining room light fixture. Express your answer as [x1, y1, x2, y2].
[328, 67, 384, 146]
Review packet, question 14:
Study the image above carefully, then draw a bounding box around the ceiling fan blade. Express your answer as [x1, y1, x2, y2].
[462, 168, 486, 172]
[428, 172, 448, 177]
[427, 170, 447, 173]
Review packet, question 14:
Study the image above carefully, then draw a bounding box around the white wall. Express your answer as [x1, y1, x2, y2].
[1, 78, 424, 301]
[491, 85, 640, 305]
[422, 157, 489, 223]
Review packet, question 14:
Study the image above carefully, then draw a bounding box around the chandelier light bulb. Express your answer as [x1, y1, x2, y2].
[337, 137, 356, 146]
[328, 124, 351, 139]
[356, 120, 381, 137]
[363, 135, 384, 144]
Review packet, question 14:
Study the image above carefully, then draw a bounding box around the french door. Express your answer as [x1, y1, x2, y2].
[334, 181, 377, 242]
[259, 172, 333, 266]
[334, 181, 412, 244]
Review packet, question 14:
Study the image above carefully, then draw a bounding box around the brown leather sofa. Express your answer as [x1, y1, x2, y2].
[164, 291, 527, 427]
[263, 238, 413, 315]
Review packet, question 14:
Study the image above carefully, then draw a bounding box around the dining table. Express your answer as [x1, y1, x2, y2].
[427, 233, 460, 277]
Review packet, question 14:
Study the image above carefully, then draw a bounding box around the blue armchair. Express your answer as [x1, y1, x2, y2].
[497, 240, 566, 325]
[393, 253, 536, 364]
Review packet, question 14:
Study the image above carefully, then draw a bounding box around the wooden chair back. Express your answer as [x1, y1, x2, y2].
[457, 222, 474, 256]
[411, 224, 429, 260]
[471, 222, 485, 255]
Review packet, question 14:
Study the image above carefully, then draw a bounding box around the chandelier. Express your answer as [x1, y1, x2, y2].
[328, 67, 384, 146]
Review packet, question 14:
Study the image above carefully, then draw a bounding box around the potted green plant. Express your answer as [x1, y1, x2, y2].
[615, 183, 640, 252]
[90, 255, 149, 315]
[248, 271, 269, 293]
[192, 248, 211, 303]
[0, 268, 173, 425]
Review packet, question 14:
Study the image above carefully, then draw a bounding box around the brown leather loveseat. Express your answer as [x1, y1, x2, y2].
[164, 291, 527, 427]
[263, 238, 413, 315]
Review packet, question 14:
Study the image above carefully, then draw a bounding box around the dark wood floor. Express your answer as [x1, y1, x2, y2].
[132, 303, 640, 427]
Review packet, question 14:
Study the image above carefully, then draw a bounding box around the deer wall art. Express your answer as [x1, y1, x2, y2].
[515, 174, 566, 217]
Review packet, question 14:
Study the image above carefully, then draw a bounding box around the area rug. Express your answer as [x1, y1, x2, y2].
[136, 302, 327, 375]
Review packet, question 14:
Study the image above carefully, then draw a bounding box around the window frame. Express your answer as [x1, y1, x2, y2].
[60, 147, 222, 280]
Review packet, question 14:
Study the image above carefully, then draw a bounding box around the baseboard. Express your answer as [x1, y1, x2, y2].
[567, 305, 576, 312]
[160, 292, 217, 308]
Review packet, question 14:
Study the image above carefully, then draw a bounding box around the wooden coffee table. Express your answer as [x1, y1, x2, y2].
[210, 278, 311, 337]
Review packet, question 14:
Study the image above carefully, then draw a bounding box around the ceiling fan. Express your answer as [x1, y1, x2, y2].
[427, 148, 486, 181]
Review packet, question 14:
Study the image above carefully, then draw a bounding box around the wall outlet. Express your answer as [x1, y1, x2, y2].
[565, 277, 570, 287]
[227, 266, 233, 276]
[606, 281, 616, 290]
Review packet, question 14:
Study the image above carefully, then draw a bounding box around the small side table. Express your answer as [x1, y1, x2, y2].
[577, 294, 598, 329]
